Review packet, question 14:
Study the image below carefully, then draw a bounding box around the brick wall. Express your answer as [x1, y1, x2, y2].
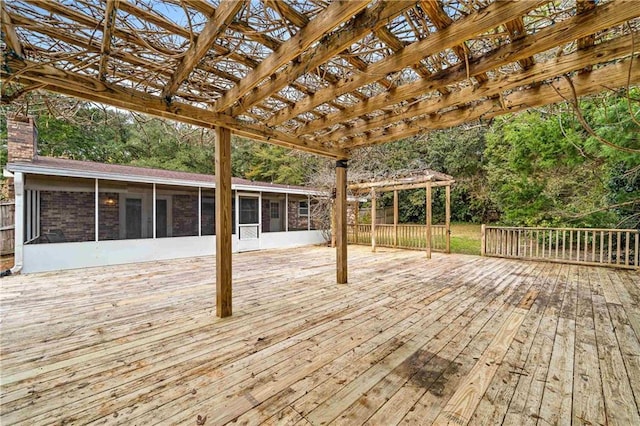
[40, 191, 94, 242]
[287, 199, 309, 231]
[98, 193, 119, 240]
[7, 116, 37, 163]
[172, 194, 198, 236]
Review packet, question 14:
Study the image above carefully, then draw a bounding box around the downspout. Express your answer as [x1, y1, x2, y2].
[11, 171, 24, 274]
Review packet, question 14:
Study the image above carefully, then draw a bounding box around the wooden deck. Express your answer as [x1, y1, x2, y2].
[1, 246, 639, 425]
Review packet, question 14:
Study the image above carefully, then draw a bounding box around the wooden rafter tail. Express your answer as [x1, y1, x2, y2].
[321, 32, 638, 143]
[266, 0, 547, 128]
[1, 4, 24, 58]
[298, 2, 640, 139]
[98, 0, 118, 81]
[161, 0, 245, 102]
[343, 59, 640, 150]
[2, 57, 343, 158]
[213, 0, 371, 114]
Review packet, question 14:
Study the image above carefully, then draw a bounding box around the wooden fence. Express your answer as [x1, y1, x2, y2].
[1, 202, 15, 256]
[348, 224, 448, 252]
[482, 225, 639, 269]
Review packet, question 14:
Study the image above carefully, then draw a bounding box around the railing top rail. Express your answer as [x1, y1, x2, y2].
[484, 226, 639, 233]
[359, 223, 446, 227]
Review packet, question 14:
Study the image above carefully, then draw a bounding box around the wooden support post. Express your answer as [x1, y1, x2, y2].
[393, 189, 398, 248]
[215, 126, 232, 318]
[426, 182, 432, 259]
[445, 184, 451, 254]
[331, 201, 336, 248]
[336, 159, 348, 284]
[354, 200, 359, 244]
[371, 189, 377, 252]
[481, 224, 486, 256]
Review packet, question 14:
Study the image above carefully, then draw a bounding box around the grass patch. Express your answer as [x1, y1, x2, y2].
[449, 223, 482, 255]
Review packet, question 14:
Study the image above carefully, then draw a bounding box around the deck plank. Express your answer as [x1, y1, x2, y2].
[0, 246, 638, 425]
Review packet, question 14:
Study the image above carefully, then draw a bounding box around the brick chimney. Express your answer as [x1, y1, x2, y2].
[7, 115, 38, 163]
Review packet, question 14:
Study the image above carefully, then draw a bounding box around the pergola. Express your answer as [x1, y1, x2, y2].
[349, 172, 454, 258]
[1, 0, 638, 317]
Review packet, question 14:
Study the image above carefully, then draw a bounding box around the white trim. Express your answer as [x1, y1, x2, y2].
[285, 193, 289, 232]
[258, 191, 262, 234]
[152, 183, 157, 239]
[7, 163, 324, 196]
[308, 194, 311, 231]
[19, 231, 326, 273]
[198, 187, 202, 237]
[26, 188, 31, 239]
[11, 172, 24, 273]
[95, 179, 99, 242]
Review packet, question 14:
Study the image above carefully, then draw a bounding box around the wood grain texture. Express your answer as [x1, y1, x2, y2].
[0, 247, 638, 425]
[336, 161, 348, 284]
[215, 126, 233, 317]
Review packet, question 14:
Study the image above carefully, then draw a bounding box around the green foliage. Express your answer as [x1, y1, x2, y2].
[486, 90, 639, 228]
[231, 138, 319, 185]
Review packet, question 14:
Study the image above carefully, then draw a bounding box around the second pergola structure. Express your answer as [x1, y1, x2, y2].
[348, 173, 455, 259]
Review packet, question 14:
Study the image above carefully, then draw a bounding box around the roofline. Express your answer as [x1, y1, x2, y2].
[5, 163, 325, 196]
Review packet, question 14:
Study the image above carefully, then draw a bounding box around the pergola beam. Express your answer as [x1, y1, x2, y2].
[264, 0, 395, 100]
[351, 180, 455, 193]
[214, 0, 371, 113]
[98, 0, 117, 81]
[324, 32, 637, 142]
[161, 0, 244, 101]
[2, 57, 343, 158]
[346, 58, 640, 148]
[419, 0, 488, 83]
[576, 0, 598, 72]
[300, 2, 639, 139]
[1, 4, 24, 58]
[267, 0, 545, 127]
[349, 174, 452, 190]
[229, 0, 414, 117]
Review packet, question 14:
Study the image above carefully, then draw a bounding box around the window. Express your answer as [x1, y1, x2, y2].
[299, 200, 309, 217]
[270, 201, 280, 219]
[239, 197, 259, 224]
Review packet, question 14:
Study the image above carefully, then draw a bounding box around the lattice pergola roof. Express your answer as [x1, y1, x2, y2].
[2, 0, 639, 158]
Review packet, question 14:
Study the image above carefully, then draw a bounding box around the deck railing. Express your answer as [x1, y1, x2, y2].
[482, 225, 639, 269]
[1, 202, 15, 256]
[348, 224, 448, 252]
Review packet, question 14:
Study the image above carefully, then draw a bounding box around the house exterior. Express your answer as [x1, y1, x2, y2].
[3, 116, 327, 273]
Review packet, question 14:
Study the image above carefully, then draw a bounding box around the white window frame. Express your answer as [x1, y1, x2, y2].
[298, 200, 309, 217]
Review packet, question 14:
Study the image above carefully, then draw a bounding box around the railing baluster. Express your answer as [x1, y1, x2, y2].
[625, 231, 630, 267]
[569, 231, 574, 262]
[600, 230, 604, 264]
[591, 230, 596, 263]
[617, 231, 622, 265]
[633, 231, 640, 268]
